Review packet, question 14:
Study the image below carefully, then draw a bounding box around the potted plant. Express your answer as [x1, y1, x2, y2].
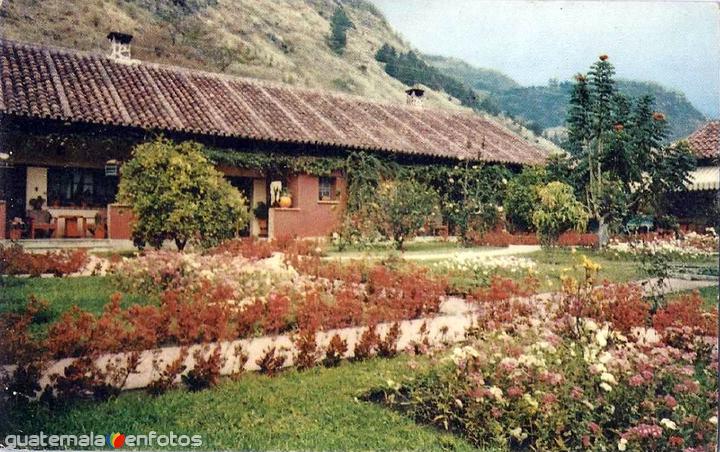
[9, 217, 24, 240]
[278, 189, 293, 208]
[93, 213, 106, 239]
[253, 202, 269, 232]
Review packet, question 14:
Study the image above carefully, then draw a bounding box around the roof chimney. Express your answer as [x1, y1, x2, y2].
[107, 32, 133, 61]
[405, 84, 425, 107]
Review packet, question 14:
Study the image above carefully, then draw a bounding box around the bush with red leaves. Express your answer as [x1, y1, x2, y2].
[0, 244, 88, 276]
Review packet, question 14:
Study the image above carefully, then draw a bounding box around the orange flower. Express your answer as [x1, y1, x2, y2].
[653, 112, 666, 121]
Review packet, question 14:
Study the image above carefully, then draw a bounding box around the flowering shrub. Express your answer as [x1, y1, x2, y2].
[0, 245, 88, 276]
[608, 233, 718, 259]
[376, 257, 718, 451]
[433, 255, 536, 289]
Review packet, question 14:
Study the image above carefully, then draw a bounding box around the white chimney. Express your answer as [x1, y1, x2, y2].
[405, 84, 425, 107]
[107, 32, 134, 61]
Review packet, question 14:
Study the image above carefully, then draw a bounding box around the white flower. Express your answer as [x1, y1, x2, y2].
[600, 372, 617, 385]
[710, 416, 718, 425]
[584, 320, 598, 332]
[488, 386, 504, 401]
[599, 382, 612, 392]
[509, 427, 525, 440]
[660, 418, 677, 430]
[618, 438, 628, 451]
[596, 326, 609, 348]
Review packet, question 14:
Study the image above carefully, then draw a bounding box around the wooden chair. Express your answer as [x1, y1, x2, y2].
[30, 218, 57, 239]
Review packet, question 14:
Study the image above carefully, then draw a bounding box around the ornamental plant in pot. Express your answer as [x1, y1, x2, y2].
[253, 202, 269, 232]
[93, 213, 106, 239]
[279, 189, 293, 208]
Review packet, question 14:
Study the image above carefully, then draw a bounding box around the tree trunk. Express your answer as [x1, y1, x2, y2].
[175, 237, 187, 251]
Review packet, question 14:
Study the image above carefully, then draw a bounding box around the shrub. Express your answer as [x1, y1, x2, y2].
[375, 179, 440, 250]
[118, 137, 250, 250]
[353, 326, 380, 361]
[182, 345, 225, 391]
[503, 167, 547, 232]
[148, 349, 189, 396]
[0, 245, 88, 276]
[293, 329, 320, 371]
[255, 346, 287, 376]
[328, 6, 353, 54]
[323, 334, 348, 367]
[377, 323, 401, 358]
[532, 181, 588, 246]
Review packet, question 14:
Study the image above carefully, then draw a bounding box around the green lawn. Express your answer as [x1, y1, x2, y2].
[0, 276, 149, 335]
[696, 285, 718, 311]
[2, 356, 478, 451]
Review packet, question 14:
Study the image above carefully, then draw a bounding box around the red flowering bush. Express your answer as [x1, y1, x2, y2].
[0, 245, 88, 276]
[467, 231, 597, 248]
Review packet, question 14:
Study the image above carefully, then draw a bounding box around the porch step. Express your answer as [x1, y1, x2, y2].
[1, 239, 135, 253]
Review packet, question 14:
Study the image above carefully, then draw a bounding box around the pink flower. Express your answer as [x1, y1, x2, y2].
[582, 435, 591, 448]
[542, 393, 558, 405]
[507, 386, 523, 398]
[588, 422, 600, 434]
[629, 374, 645, 387]
[490, 407, 503, 418]
[571, 386, 584, 400]
[663, 394, 677, 409]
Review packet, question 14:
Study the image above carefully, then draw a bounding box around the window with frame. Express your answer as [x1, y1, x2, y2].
[47, 167, 118, 207]
[318, 176, 336, 201]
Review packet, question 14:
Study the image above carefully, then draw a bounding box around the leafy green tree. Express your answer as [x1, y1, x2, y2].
[328, 7, 353, 54]
[532, 182, 588, 247]
[118, 137, 249, 250]
[503, 167, 548, 232]
[376, 179, 440, 250]
[565, 55, 696, 245]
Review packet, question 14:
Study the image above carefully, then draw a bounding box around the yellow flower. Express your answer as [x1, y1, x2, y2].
[580, 255, 601, 273]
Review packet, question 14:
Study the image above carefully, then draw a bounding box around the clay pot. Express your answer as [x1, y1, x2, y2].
[279, 196, 292, 208]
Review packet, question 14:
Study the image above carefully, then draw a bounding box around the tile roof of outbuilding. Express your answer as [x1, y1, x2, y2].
[686, 121, 720, 159]
[0, 38, 549, 164]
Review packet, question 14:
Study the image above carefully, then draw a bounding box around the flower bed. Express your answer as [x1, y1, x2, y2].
[1, 242, 450, 401]
[470, 231, 598, 247]
[374, 259, 718, 451]
[608, 232, 719, 258]
[0, 244, 89, 277]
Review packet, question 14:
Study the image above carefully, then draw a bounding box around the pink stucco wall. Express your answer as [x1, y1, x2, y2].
[269, 174, 345, 239]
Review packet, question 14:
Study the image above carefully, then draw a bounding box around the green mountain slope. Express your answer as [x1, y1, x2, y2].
[423, 54, 520, 93]
[428, 56, 706, 141]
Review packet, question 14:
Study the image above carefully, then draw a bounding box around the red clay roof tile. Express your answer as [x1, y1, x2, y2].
[686, 121, 719, 159]
[0, 38, 548, 164]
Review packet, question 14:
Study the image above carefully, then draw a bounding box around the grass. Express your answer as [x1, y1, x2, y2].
[1, 356, 478, 451]
[695, 285, 718, 311]
[0, 276, 149, 335]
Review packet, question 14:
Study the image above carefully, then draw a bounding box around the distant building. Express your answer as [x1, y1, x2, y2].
[669, 121, 719, 231]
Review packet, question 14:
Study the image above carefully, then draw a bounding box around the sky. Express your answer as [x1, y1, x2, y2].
[370, 0, 720, 118]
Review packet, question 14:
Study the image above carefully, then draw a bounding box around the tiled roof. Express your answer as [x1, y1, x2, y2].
[686, 121, 719, 159]
[0, 38, 549, 164]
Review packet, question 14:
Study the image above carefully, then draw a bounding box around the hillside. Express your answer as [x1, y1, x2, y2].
[0, 0, 465, 111]
[424, 54, 520, 94]
[427, 57, 706, 141]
